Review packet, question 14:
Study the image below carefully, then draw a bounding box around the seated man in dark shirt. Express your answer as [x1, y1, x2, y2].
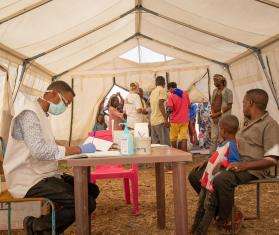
[188, 89, 279, 233]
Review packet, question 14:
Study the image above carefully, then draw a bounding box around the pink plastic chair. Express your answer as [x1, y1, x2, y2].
[89, 130, 139, 215]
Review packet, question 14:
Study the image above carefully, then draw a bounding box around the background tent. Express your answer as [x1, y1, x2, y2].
[0, 0, 278, 144]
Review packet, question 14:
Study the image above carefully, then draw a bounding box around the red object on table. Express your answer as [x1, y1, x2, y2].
[88, 130, 112, 141]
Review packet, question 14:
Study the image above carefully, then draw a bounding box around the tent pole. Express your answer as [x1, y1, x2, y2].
[207, 68, 211, 102]
[166, 72, 170, 84]
[139, 33, 226, 67]
[225, 64, 234, 82]
[69, 78, 74, 146]
[135, 0, 142, 34]
[224, 64, 241, 109]
[253, 0, 279, 8]
[11, 66, 21, 98]
[12, 60, 29, 104]
[266, 56, 278, 99]
[188, 70, 208, 94]
[255, 50, 279, 109]
[0, 0, 53, 25]
[191, 70, 208, 87]
[140, 7, 257, 50]
[227, 36, 279, 65]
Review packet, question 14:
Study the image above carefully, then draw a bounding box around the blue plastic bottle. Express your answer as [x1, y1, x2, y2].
[120, 122, 134, 155]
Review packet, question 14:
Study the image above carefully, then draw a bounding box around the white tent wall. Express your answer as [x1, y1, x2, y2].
[50, 75, 114, 144]
[0, 68, 12, 144]
[68, 39, 139, 76]
[0, 0, 135, 58]
[142, 0, 279, 46]
[0, 45, 52, 144]
[229, 41, 279, 123]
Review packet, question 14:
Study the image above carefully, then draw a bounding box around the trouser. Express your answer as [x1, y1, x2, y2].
[192, 188, 217, 234]
[210, 120, 219, 153]
[188, 162, 257, 221]
[151, 123, 170, 169]
[25, 174, 100, 234]
[151, 123, 170, 146]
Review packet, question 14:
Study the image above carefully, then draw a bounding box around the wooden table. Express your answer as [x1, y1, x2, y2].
[62, 147, 192, 235]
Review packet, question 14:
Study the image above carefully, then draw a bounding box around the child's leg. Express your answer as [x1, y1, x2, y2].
[191, 188, 206, 233]
[195, 190, 218, 234]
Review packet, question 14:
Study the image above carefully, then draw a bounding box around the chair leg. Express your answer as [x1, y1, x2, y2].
[131, 175, 139, 215]
[231, 199, 235, 235]
[7, 202, 11, 235]
[123, 178, 131, 204]
[256, 183, 260, 219]
[44, 199, 56, 235]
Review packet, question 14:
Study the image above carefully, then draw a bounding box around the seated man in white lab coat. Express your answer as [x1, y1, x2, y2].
[3, 81, 99, 235]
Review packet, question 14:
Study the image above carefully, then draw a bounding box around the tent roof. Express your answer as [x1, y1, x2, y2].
[0, 0, 278, 77]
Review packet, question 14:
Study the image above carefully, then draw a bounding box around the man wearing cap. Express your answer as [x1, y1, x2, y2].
[210, 74, 233, 153]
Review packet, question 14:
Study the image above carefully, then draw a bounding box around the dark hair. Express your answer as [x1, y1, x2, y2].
[108, 95, 119, 108]
[246, 89, 268, 111]
[213, 74, 227, 86]
[167, 82, 177, 90]
[47, 81, 75, 97]
[155, 76, 165, 86]
[219, 115, 239, 134]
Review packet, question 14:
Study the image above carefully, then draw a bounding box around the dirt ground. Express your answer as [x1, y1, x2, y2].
[63, 155, 279, 235]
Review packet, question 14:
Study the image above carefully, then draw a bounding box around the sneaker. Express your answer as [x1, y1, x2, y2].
[23, 216, 35, 235]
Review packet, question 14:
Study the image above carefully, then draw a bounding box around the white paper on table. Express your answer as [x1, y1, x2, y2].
[134, 122, 149, 138]
[83, 136, 113, 151]
[60, 151, 121, 160]
[151, 144, 168, 148]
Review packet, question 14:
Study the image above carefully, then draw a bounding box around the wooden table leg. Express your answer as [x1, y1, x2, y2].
[155, 162, 165, 229]
[172, 162, 188, 235]
[74, 166, 90, 235]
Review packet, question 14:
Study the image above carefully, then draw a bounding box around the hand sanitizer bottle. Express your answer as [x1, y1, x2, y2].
[120, 122, 134, 155]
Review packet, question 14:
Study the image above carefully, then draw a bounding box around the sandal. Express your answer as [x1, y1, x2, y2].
[216, 207, 244, 234]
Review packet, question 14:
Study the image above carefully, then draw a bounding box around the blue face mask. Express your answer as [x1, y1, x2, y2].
[47, 93, 67, 115]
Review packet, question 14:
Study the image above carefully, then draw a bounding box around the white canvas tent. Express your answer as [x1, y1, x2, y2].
[0, 0, 278, 144]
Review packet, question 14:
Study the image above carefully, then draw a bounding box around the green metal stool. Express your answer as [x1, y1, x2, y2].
[0, 192, 56, 235]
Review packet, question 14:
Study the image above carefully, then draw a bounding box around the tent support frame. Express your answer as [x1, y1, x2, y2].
[52, 34, 137, 80]
[138, 33, 227, 67]
[255, 50, 279, 109]
[29, 7, 137, 61]
[135, 1, 142, 34]
[265, 55, 278, 100]
[207, 68, 211, 102]
[12, 60, 29, 104]
[69, 78, 74, 146]
[140, 6, 257, 51]
[53, 33, 228, 79]
[254, 0, 279, 8]
[0, 0, 53, 25]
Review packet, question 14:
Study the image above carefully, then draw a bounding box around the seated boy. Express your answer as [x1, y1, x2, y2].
[191, 115, 240, 234]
